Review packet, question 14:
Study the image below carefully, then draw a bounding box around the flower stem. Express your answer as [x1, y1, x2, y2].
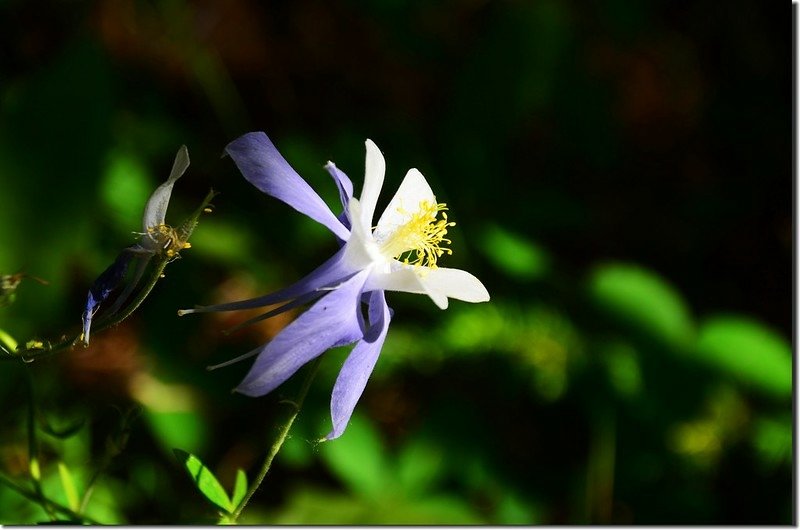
[227, 356, 324, 524]
[0, 471, 101, 524]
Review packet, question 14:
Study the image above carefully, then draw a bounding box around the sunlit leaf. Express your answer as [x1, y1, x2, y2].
[589, 262, 694, 347]
[0, 328, 17, 353]
[480, 224, 551, 281]
[318, 414, 390, 499]
[695, 316, 791, 398]
[231, 469, 248, 509]
[173, 449, 232, 513]
[57, 462, 80, 512]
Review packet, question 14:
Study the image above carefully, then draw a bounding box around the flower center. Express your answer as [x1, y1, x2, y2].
[147, 224, 192, 257]
[379, 200, 455, 268]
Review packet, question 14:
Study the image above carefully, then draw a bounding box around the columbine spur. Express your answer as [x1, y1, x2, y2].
[182, 132, 489, 439]
[81, 146, 192, 345]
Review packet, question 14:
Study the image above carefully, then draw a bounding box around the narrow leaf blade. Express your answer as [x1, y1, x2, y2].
[57, 462, 80, 511]
[231, 468, 248, 508]
[173, 449, 232, 513]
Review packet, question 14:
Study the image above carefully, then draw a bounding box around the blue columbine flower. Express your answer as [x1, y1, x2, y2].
[183, 133, 489, 439]
[81, 146, 191, 345]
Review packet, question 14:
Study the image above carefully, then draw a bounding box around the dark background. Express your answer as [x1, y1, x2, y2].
[0, 0, 792, 524]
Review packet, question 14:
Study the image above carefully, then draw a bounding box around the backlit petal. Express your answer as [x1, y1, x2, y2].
[226, 132, 349, 240]
[325, 161, 354, 211]
[235, 270, 370, 397]
[366, 264, 488, 309]
[366, 265, 448, 309]
[142, 145, 189, 233]
[358, 139, 385, 232]
[326, 290, 391, 440]
[419, 267, 490, 305]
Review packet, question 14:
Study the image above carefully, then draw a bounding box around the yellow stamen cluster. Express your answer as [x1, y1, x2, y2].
[148, 224, 192, 258]
[380, 200, 455, 269]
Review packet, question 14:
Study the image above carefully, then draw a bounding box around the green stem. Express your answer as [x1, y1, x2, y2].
[0, 471, 101, 524]
[227, 356, 324, 523]
[25, 369, 55, 521]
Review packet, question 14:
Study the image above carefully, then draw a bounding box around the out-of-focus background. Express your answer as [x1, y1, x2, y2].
[0, 0, 791, 524]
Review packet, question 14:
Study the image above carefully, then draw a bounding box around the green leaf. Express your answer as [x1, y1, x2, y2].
[231, 469, 248, 509]
[318, 414, 390, 499]
[396, 437, 445, 497]
[695, 316, 791, 398]
[589, 262, 693, 347]
[57, 462, 80, 512]
[0, 328, 18, 352]
[173, 449, 232, 513]
[752, 416, 792, 468]
[480, 224, 551, 281]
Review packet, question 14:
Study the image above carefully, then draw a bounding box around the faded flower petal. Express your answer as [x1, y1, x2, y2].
[142, 145, 189, 240]
[235, 270, 370, 397]
[81, 250, 135, 345]
[226, 132, 349, 241]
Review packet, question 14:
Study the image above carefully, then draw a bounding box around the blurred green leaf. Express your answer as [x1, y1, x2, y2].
[231, 469, 248, 509]
[187, 220, 254, 265]
[173, 449, 232, 513]
[495, 492, 543, 524]
[480, 224, 551, 280]
[145, 410, 207, 456]
[601, 341, 642, 397]
[695, 316, 791, 398]
[101, 151, 154, 232]
[57, 462, 79, 512]
[590, 262, 694, 347]
[281, 433, 314, 468]
[396, 436, 444, 497]
[269, 487, 482, 524]
[752, 416, 792, 469]
[318, 414, 390, 499]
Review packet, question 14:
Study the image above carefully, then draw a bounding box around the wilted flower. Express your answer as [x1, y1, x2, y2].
[182, 132, 489, 439]
[81, 146, 192, 345]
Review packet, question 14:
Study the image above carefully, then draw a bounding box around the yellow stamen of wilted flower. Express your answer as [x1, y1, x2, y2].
[379, 200, 455, 269]
[147, 224, 192, 258]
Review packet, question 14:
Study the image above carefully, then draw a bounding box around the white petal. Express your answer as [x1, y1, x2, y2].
[142, 145, 190, 232]
[343, 198, 380, 270]
[366, 265, 449, 309]
[374, 168, 435, 242]
[419, 267, 490, 304]
[358, 139, 385, 232]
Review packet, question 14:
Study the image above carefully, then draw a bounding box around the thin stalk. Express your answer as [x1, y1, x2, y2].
[25, 369, 55, 521]
[227, 356, 324, 523]
[0, 471, 101, 524]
